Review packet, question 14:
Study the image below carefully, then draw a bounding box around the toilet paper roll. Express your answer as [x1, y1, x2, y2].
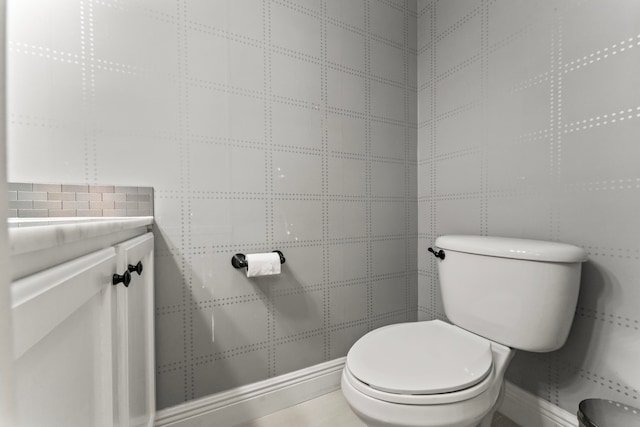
[246, 252, 281, 277]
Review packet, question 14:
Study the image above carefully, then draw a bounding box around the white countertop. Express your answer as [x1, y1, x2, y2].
[8, 216, 154, 256]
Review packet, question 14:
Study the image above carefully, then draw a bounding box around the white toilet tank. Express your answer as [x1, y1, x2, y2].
[434, 235, 587, 352]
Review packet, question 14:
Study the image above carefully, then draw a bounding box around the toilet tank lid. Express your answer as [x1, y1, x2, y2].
[435, 235, 588, 263]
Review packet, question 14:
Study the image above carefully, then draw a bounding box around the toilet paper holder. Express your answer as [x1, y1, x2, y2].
[231, 250, 286, 269]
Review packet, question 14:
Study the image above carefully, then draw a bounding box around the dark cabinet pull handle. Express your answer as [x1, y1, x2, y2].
[428, 247, 445, 260]
[128, 261, 143, 276]
[113, 271, 132, 287]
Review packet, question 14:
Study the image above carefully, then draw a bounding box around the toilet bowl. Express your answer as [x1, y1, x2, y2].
[341, 320, 514, 427]
[341, 235, 587, 427]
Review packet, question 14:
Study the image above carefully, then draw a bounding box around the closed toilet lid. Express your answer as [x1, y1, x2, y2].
[347, 320, 493, 395]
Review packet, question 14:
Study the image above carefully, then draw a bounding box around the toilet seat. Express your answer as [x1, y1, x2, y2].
[345, 320, 496, 405]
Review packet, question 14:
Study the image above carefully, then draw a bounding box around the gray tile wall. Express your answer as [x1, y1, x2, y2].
[417, 0, 640, 414]
[7, 182, 153, 217]
[7, 0, 418, 409]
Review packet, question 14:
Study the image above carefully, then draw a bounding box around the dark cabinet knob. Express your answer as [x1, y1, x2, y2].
[128, 261, 143, 276]
[113, 271, 132, 287]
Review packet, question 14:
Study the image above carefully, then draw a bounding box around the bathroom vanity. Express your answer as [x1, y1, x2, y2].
[9, 217, 155, 427]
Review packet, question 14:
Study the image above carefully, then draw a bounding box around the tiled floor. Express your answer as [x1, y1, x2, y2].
[238, 390, 521, 427]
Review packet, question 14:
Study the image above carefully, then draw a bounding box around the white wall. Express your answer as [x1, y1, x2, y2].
[417, 0, 640, 414]
[6, 0, 418, 409]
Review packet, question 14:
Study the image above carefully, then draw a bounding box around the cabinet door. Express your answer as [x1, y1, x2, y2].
[114, 233, 155, 427]
[11, 247, 117, 427]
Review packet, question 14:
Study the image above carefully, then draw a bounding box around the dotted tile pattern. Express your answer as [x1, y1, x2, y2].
[417, 0, 640, 415]
[6, 0, 418, 409]
[7, 182, 153, 218]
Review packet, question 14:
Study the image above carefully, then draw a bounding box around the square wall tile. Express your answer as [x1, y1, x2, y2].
[435, 61, 481, 115]
[327, 113, 366, 155]
[486, 140, 550, 192]
[274, 290, 324, 338]
[487, 24, 552, 93]
[371, 40, 405, 83]
[486, 82, 550, 143]
[273, 151, 323, 194]
[435, 153, 482, 195]
[435, 14, 481, 75]
[272, 103, 323, 150]
[435, 106, 482, 155]
[371, 161, 406, 197]
[371, 81, 405, 122]
[329, 283, 368, 325]
[327, 23, 366, 71]
[371, 201, 407, 237]
[370, 0, 404, 45]
[272, 53, 322, 104]
[372, 239, 406, 276]
[327, 0, 365, 29]
[327, 68, 366, 114]
[328, 242, 368, 283]
[372, 276, 407, 314]
[271, 2, 321, 57]
[273, 200, 323, 242]
[328, 201, 367, 239]
[371, 121, 406, 160]
[328, 157, 367, 196]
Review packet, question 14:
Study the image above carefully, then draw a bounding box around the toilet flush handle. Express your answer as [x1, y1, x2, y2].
[428, 247, 445, 260]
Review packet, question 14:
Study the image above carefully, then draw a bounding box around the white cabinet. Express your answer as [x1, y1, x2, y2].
[114, 233, 155, 427]
[12, 248, 118, 427]
[10, 230, 155, 427]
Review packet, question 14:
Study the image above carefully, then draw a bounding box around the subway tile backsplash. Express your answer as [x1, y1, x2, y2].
[7, 183, 153, 218]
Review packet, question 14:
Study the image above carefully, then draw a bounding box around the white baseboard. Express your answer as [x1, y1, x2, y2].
[154, 357, 346, 427]
[500, 381, 578, 427]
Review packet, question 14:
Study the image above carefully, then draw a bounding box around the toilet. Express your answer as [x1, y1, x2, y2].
[341, 235, 587, 427]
